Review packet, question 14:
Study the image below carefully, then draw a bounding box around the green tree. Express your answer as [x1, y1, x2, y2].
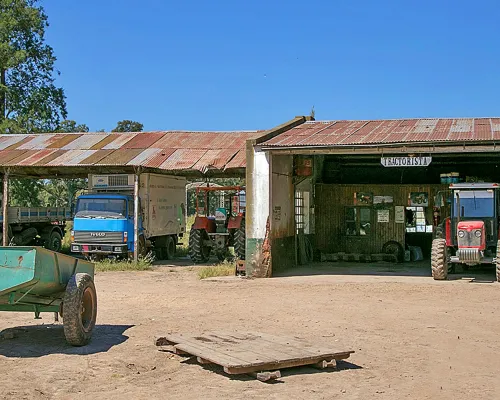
[112, 120, 144, 132]
[0, 0, 67, 133]
[55, 119, 89, 133]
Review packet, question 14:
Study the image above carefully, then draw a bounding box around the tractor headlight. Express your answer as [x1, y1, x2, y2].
[458, 230, 465, 238]
[474, 230, 482, 238]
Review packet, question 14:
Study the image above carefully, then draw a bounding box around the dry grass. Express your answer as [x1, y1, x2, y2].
[197, 260, 235, 279]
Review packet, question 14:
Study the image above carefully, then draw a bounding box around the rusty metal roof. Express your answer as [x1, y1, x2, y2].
[0, 130, 264, 177]
[261, 118, 500, 148]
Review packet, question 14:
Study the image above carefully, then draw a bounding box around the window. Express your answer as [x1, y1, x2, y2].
[295, 191, 305, 233]
[405, 206, 426, 232]
[454, 190, 494, 218]
[345, 207, 371, 236]
[75, 198, 126, 217]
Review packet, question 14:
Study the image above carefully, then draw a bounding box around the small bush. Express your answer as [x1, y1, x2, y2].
[197, 261, 235, 279]
[94, 253, 154, 272]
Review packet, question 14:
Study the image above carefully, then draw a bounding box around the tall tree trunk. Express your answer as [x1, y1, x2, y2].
[0, 68, 5, 121]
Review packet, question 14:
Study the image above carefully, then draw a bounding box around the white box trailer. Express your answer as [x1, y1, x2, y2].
[72, 173, 186, 259]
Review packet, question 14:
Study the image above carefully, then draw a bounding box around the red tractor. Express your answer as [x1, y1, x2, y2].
[431, 182, 500, 282]
[188, 186, 246, 263]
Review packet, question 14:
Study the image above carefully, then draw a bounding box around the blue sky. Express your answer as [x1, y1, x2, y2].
[43, 0, 500, 132]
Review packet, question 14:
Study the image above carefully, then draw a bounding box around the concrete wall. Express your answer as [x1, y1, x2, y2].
[245, 145, 271, 277]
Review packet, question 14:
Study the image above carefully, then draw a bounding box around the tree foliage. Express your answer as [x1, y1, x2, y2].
[112, 120, 144, 132]
[55, 119, 89, 133]
[0, 0, 67, 133]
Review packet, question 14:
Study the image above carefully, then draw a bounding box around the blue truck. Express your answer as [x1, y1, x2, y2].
[70, 173, 186, 260]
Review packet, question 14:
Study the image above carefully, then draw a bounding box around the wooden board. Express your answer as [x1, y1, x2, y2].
[155, 331, 354, 377]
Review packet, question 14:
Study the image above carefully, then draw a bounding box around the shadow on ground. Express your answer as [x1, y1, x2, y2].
[0, 324, 133, 358]
[274, 261, 497, 282]
[176, 356, 362, 383]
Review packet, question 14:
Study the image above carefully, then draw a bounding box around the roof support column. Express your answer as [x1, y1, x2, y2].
[134, 169, 140, 262]
[2, 169, 9, 246]
[245, 142, 271, 277]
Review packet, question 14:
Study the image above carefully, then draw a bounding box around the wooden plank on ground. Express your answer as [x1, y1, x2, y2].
[156, 331, 355, 377]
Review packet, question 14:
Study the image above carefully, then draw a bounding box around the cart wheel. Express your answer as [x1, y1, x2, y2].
[165, 236, 175, 260]
[63, 273, 97, 346]
[47, 231, 62, 252]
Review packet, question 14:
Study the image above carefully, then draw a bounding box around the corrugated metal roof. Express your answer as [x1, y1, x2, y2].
[0, 130, 264, 175]
[261, 118, 500, 148]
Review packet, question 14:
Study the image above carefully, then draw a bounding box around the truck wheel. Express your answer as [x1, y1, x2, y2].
[47, 231, 62, 252]
[165, 236, 175, 260]
[431, 239, 448, 280]
[496, 240, 500, 283]
[63, 273, 97, 346]
[189, 228, 211, 263]
[234, 221, 246, 260]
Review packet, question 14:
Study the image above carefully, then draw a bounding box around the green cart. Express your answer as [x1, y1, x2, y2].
[0, 246, 97, 346]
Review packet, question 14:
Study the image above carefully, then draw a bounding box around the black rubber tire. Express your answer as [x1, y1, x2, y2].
[63, 273, 97, 346]
[496, 240, 500, 283]
[189, 228, 211, 263]
[165, 236, 175, 260]
[382, 240, 404, 263]
[431, 238, 448, 280]
[47, 231, 62, 252]
[138, 235, 147, 258]
[233, 221, 246, 260]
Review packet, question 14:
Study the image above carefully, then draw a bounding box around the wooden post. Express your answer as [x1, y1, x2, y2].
[134, 171, 140, 262]
[2, 170, 8, 246]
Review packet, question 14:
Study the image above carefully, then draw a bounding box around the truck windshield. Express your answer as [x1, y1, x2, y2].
[454, 190, 494, 218]
[75, 198, 126, 218]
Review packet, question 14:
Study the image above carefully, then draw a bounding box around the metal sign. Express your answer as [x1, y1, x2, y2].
[380, 156, 431, 167]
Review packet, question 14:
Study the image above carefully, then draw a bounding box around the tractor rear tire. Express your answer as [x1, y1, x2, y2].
[63, 273, 97, 346]
[189, 228, 211, 263]
[234, 221, 246, 260]
[431, 238, 448, 280]
[496, 240, 500, 283]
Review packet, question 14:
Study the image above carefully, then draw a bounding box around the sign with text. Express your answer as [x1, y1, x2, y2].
[381, 156, 431, 167]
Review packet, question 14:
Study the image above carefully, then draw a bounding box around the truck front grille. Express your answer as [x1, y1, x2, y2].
[74, 231, 123, 243]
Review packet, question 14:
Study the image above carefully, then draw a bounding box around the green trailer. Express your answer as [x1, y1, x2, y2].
[0, 246, 97, 346]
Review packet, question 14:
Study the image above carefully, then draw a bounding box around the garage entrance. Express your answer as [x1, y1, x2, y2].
[246, 117, 500, 280]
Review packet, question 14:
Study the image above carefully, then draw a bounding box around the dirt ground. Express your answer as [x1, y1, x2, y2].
[1, 260, 500, 400]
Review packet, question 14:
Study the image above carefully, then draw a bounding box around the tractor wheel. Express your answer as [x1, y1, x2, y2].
[189, 228, 211, 263]
[431, 239, 448, 280]
[496, 240, 500, 283]
[234, 221, 246, 260]
[47, 231, 63, 252]
[165, 236, 175, 260]
[63, 273, 97, 346]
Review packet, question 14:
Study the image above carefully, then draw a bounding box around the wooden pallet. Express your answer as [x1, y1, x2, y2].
[155, 331, 354, 381]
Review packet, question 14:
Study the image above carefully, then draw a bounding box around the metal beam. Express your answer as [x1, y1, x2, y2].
[2, 170, 8, 246]
[134, 171, 140, 262]
[260, 143, 499, 155]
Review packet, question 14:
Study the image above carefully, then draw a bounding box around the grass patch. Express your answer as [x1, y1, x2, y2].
[95, 254, 154, 272]
[197, 260, 235, 279]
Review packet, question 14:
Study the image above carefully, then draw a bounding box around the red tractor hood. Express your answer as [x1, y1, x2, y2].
[457, 221, 484, 230]
[457, 220, 486, 250]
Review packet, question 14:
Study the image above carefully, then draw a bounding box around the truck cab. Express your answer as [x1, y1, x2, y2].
[71, 193, 141, 257]
[70, 173, 186, 260]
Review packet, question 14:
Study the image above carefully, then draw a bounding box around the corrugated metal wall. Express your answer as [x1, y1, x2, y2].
[315, 184, 448, 254]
